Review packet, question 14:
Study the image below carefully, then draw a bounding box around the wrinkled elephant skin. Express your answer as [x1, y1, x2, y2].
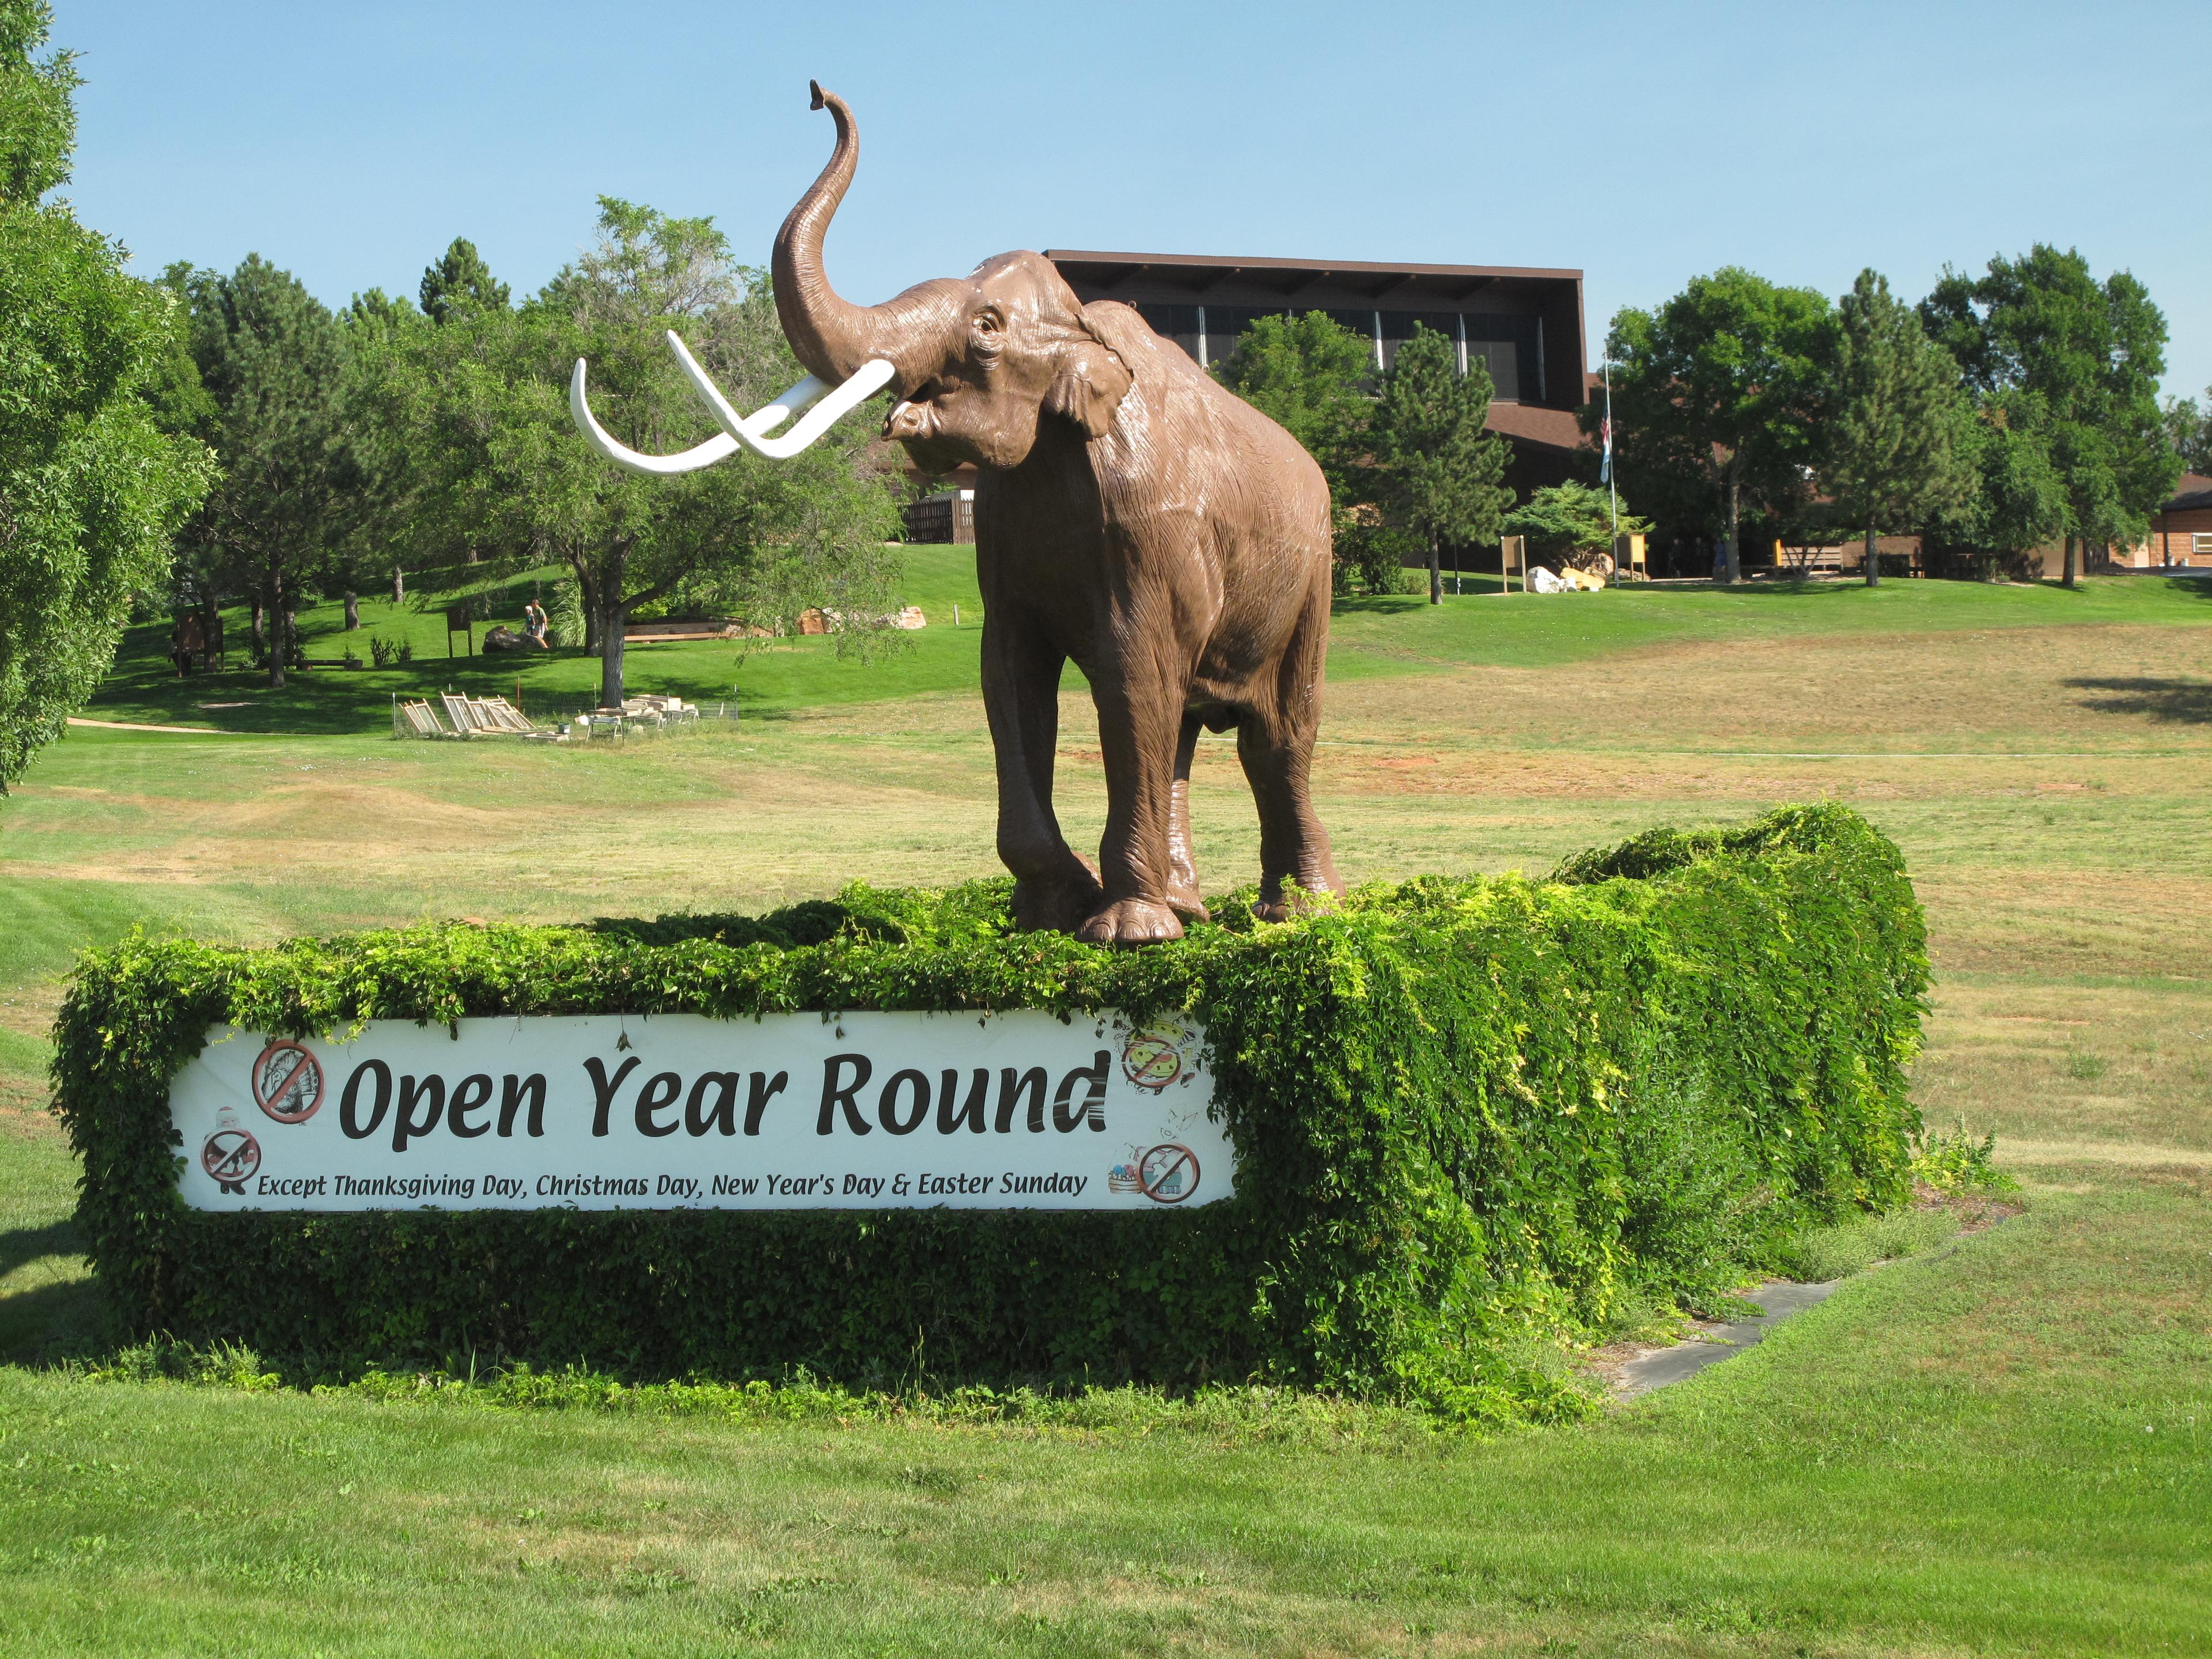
[776, 83, 1342, 944]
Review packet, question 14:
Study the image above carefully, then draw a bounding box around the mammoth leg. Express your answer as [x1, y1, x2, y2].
[982, 611, 1100, 933]
[1077, 670, 1187, 946]
[1166, 712, 1209, 922]
[1239, 593, 1341, 922]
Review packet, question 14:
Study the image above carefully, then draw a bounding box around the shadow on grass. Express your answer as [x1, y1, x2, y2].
[2065, 676, 2212, 724]
[0, 1219, 79, 1281]
[0, 1218, 105, 1364]
[0, 1276, 107, 1364]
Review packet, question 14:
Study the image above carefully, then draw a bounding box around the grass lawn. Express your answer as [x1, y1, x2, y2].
[2, 563, 2209, 1654]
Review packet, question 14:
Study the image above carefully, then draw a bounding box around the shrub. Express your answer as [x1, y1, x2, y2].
[53, 804, 1925, 1417]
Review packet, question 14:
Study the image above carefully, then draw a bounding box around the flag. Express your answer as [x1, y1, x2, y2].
[1600, 415, 1612, 485]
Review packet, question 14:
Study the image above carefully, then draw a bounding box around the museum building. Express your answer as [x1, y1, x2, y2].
[902, 251, 1593, 541]
[1046, 251, 1591, 494]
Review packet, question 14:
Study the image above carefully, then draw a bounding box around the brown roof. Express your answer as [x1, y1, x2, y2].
[1485, 403, 1589, 452]
[1045, 248, 1581, 303]
[2164, 472, 2212, 513]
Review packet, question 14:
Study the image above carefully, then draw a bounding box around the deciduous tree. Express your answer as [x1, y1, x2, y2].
[1921, 245, 2177, 586]
[362, 198, 899, 709]
[1214, 310, 1404, 592]
[0, 1, 212, 789]
[1924, 391, 2069, 581]
[1604, 268, 1835, 583]
[1372, 326, 1510, 603]
[2161, 389, 2211, 475]
[1503, 481, 1652, 567]
[1824, 270, 1975, 587]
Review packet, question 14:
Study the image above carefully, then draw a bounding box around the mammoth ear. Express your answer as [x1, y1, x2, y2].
[1043, 324, 1131, 440]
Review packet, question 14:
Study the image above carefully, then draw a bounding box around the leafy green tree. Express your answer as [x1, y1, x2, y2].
[361, 198, 899, 709]
[1503, 481, 1652, 568]
[1921, 245, 2178, 586]
[1604, 268, 1835, 582]
[1213, 311, 1372, 484]
[1214, 310, 1397, 592]
[1925, 391, 2069, 581]
[418, 236, 509, 324]
[2161, 390, 2211, 475]
[169, 256, 361, 687]
[1373, 326, 1510, 603]
[0, 2, 212, 790]
[1823, 270, 1976, 588]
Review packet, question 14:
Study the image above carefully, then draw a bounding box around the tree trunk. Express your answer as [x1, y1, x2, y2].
[344, 592, 360, 630]
[250, 599, 265, 653]
[392, 565, 404, 604]
[1427, 536, 1441, 605]
[1723, 466, 1743, 585]
[265, 566, 286, 690]
[1864, 523, 1880, 589]
[2063, 534, 2079, 589]
[575, 563, 601, 653]
[598, 597, 627, 709]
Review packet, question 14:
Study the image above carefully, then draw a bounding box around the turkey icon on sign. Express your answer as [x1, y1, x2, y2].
[251, 1040, 324, 1124]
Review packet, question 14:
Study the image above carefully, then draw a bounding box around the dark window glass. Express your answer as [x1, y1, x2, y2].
[1376, 311, 1459, 373]
[1461, 313, 1543, 401]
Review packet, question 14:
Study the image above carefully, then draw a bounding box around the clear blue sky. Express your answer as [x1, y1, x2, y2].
[53, 0, 2212, 400]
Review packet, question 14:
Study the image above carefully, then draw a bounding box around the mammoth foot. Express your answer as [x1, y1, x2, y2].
[1165, 880, 1210, 925]
[1250, 881, 1338, 926]
[1076, 896, 1185, 948]
[1011, 866, 1104, 935]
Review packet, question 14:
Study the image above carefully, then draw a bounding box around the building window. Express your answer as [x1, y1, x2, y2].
[2193, 532, 2212, 559]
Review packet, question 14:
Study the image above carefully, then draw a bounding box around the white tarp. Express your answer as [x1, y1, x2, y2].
[169, 1009, 1227, 1213]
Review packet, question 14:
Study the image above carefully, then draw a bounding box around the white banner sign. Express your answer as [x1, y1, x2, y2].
[169, 1009, 1226, 1212]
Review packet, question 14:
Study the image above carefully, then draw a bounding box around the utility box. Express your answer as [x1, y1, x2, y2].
[1613, 533, 1647, 579]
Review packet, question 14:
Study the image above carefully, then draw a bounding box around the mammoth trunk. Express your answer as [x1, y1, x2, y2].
[770, 82, 963, 389]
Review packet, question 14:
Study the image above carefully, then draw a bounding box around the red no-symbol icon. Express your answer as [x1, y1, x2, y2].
[201, 1129, 261, 1194]
[1137, 1143, 1199, 1205]
[252, 1040, 324, 1124]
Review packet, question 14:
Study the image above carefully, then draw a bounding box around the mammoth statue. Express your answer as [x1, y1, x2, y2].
[577, 83, 1342, 945]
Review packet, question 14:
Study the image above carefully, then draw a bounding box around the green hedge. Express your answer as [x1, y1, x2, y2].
[54, 804, 1927, 1414]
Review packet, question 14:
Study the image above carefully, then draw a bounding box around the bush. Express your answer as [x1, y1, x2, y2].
[53, 804, 1926, 1417]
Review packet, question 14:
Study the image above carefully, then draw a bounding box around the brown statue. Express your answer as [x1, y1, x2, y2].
[774, 84, 1340, 944]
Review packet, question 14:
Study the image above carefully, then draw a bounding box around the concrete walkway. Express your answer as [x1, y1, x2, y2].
[1615, 1280, 1839, 1397]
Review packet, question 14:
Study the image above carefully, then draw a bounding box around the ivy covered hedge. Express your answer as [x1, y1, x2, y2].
[54, 804, 1927, 1414]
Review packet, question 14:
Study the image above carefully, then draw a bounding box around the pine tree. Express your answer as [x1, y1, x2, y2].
[1825, 270, 1976, 588]
[171, 256, 355, 688]
[1373, 327, 1510, 603]
[419, 236, 510, 324]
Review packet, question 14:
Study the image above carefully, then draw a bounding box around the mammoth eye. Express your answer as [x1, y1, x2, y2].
[974, 311, 1002, 337]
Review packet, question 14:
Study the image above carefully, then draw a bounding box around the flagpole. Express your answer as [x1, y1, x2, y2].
[1604, 357, 1618, 539]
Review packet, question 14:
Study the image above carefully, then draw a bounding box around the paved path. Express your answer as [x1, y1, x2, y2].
[1616, 1280, 1839, 1397]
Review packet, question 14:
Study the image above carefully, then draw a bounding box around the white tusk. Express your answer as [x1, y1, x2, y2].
[569, 359, 741, 476]
[663, 332, 895, 460]
[570, 343, 895, 473]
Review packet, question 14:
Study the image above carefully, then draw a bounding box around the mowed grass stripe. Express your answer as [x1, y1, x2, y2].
[0, 1182, 2203, 1654]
